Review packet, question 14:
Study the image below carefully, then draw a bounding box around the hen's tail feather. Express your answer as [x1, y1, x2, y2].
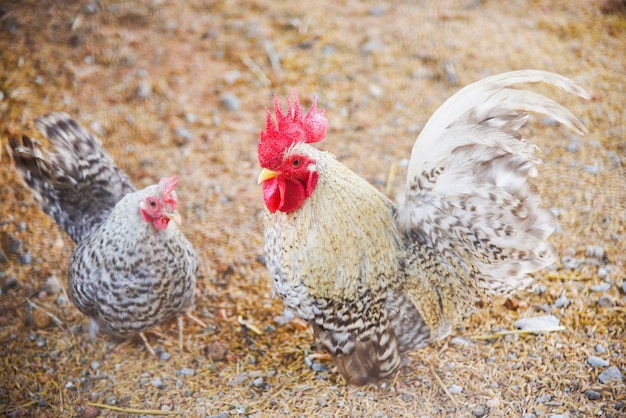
[7, 113, 135, 243]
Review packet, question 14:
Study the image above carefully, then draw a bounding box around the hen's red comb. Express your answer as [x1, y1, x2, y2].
[159, 175, 180, 209]
[258, 90, 328, 168]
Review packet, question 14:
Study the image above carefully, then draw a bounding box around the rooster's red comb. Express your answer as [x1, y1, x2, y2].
[159, 175, 180, 209]
[258, 90, 328, 168]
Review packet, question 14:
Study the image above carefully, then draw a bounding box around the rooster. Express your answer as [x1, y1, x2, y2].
[8, 113, 204, 354]
[257, 70, 588, 385]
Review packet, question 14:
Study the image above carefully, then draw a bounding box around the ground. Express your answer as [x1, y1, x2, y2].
[0, 0, 625, 417]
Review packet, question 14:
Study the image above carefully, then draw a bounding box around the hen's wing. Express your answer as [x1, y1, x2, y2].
[8, 113, 135, 243]
[397, 70, 588, 333]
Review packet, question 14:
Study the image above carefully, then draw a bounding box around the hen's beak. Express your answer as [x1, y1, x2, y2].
[167, 210, 182, 225]
[257, 168, 277, 184]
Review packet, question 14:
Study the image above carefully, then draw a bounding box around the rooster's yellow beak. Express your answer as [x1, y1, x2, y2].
[167, 210, 182, 225]
[257, 168, 277, 184]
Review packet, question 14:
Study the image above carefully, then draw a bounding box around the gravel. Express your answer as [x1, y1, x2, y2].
[472, 405, 487, 417]
[554, 295, 569, 308]
[586, 389, 601, 400]
[220, 93, 241, 111]
[591, 282, 611, 293]
[136, 80, 152, 99]
[514, 315, 560, 331]
[587, 355, 609, 367]
[45, 276, 62, 295]
[21, 252, 33, 265]
[151, 377, 166, 389]
[448, 384, 463, 394]
[598, 366, 623, 383]
[180, 367, 195, 377]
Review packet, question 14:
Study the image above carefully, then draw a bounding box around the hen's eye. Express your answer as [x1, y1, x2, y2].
[292, 159, 301, 167]
[148, 199, 157, 208]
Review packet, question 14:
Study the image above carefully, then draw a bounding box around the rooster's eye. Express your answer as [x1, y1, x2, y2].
[148, 199, 157, 208]
[292, 159, 301, 167]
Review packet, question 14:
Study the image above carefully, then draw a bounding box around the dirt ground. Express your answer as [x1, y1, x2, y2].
[0, 0, 624, 416]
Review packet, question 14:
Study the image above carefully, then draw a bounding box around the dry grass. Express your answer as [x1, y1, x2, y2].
[0, 0, 624, 416]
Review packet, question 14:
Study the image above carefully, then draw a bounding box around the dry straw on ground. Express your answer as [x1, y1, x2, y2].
[0, 0, 624, 416]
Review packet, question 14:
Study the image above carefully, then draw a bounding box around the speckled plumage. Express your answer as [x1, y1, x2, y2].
[8, 113, 199, 348]
[259, 71, 589, 385]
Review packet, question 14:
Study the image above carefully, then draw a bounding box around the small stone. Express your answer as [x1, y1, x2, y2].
[522, 414, 536, 418]
[228, 372, 249, 386]
[180, 367, 195, 377]
[450, 336, 472, 346]
[84, 2, 98, 14]
[566, 140, 579, 153]
[554, 295, 569, 308]
[486, 398, 500, 408]
[472, 405, 487, 417]
[90, 120, 105, 136]
[206, 341, 229, 361]
[32, 308, 51, 329]
[586, 389, 601, 400]
[175, 127, 193, 142]
[448, 384, 463, 394]
[595, 344, 606, 354]
[220, 93, 240, 111]
[587, 355, 609, 367]
[90, 361, 100, 371]
[537, 394, 552, 403]
[136, 80, 152, 99]
[56, 294, 69, 307]
[582, 164, 599, 175]
[592, 282, 611, 292]
[252, 377, 264, 388]
[514, 315, 560, 332]
[45, 276, 62, 295]
[81, 404, 100, 418]
[223, 70, 241, 85]
[151, 377, 165, 388]
[368, 84, 383, 98]
[159, 351, 171, 362]
[65, 381, 74, 389]
[597, 295, 615, 307]
[622, 282, 626, 294]
[21, 252, 33, 265]
[360, 36, 385, 54]
[561, 256, 580, 270]
[185, 113, 197, 123]
[17, 221, 27, 232]
[369, 5, 386, 16]
[598, 366, 623, 383]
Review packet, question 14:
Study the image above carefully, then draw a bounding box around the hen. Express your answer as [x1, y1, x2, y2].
[257, 70, 588, 385]
[8, 113, 203, 354]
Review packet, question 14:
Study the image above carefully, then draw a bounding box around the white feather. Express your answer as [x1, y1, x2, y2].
[399, 70, 588, 295]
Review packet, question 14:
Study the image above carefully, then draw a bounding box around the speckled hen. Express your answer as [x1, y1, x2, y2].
[8, 113, 203, 354]
[256, 70, 588, 385]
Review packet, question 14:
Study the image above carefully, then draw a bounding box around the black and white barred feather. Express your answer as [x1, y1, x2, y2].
[8, 113, 135, 243]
